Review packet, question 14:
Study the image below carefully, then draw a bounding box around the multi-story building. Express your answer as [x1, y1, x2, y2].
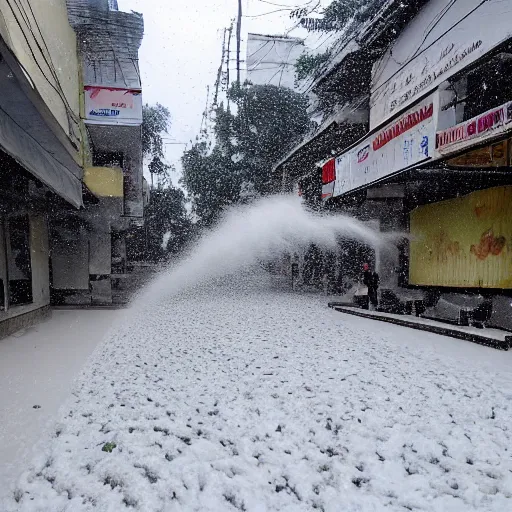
[275, 0, 512, 331]
[0, 0, 145, 336]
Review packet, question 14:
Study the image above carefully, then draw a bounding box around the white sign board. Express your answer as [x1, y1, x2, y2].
[333, 95, 436, 198]
[370, 0, 512, 129]
[246, 33, 304, 91]
[436, 101, 512, 156]
[84, 86, 142, 126]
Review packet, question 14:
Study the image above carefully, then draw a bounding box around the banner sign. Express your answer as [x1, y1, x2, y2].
[370, 0, 512, 129]
[84, 86, 142, 125]
[446, 139, 509, 168]
[321, 181, 335, 201]
[436, 101, 512, 155]
[333, 95, 436, 198]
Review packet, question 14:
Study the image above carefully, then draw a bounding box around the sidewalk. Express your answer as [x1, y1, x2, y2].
[0, 309, 121, 500]
[329, 304, 512, 350]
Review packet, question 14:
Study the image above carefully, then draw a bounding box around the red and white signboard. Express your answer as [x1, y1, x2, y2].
[84, 86, 142, 126]
[333, 95, 436, 198]
[321, 158, 336, 201]
[436, 101, 512, 155]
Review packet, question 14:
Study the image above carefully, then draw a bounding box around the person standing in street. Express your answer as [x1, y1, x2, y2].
[363, 263, 379, 310]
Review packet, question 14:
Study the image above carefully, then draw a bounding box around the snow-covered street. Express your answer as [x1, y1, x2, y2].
[5, 274, 512, 512]
[0, 310, 120, 503]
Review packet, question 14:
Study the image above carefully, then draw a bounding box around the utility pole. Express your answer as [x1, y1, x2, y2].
[213, 29, 227, 107]
[236, 0, 242, 84]
[200, 84, 210, 136]
[226, 20, 234, 93]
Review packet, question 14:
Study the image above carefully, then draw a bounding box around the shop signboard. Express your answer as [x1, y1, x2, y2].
[446, 139, 509, 168]
[84, 86, 143, 125]
[321, 158, 336, 201]
[436, 101, 512, 157]
[321, 181, 335, 201]
[333, 95, 436, 198]
[370, 0, 512, 129]
[410, 186, 512, 289]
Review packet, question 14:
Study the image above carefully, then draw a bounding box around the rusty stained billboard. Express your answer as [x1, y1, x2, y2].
[410, 186, 512, 289]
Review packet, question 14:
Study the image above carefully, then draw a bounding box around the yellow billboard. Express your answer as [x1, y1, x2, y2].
[410, 186, 512, 288]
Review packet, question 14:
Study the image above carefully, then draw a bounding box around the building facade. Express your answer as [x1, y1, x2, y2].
[0, 0, 145, 335]
[276, 0, 512, 331]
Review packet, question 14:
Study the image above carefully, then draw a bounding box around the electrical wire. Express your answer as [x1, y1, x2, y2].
[14, 0, 80, 118]
[247, 40, 271, 61]
[5, 0, 81, 127]
[243, 8, 293, 18]
[247, 40, 276, 71]
[370, 0, 489, 105]
[393, 0, 459, 67]
[256, 0, 314, 7]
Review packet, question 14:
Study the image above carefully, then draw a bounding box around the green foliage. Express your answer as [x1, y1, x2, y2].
[181, 142, 242, 227]
[142, 103, 171, 159]
[181, 84, 311, 226]
[102, 442, 116, 453]
[295, 50, 331, 82]
[292, 0, 384, 33]
[142, 185, 193, 261]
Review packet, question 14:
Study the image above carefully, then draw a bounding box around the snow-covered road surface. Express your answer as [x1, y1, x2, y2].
[0, 310, 120, 503]
[5, 274, 512, 511]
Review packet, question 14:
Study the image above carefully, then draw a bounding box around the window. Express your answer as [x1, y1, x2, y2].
[7, 215, 33, 306]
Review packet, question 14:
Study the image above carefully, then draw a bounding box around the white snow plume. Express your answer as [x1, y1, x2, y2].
[142, 195, 382, 300]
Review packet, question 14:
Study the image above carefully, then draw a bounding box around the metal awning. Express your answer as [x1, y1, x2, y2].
[273, 97, 369, 182]
[0, 38, 83, 208]
[0, 106, 83, 208]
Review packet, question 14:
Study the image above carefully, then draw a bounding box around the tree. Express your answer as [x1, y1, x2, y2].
[148, 156, 173, 189]
[181, 83, 311, 226]
[292, 0, 389, 80]
[142, 103, 171, 187]
[142, 184, 193, 262]
[292, 0, 379, 32]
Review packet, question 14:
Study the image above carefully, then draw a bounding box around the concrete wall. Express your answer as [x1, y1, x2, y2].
[29, 214, 50, 306]
[51, 225, 89, 290]
[0, 0, 81, 144]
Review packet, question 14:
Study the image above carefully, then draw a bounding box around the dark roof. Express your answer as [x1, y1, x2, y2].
[311, 0, 431, 93]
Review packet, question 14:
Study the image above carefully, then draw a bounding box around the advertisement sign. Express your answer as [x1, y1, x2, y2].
[446, 139, 509, 168]
[370, 0, 512, 129]
[436, 101, 512, 156]
[321, 181, 335, 201]
[410, 186, 512, 289]
[84, 86, 142, 125]
[333, 95, 436, 198]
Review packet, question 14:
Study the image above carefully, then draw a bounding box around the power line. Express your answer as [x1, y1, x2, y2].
[243, 7, 292, 18]
[247, 39, 271, 61]
[17, 0, 86, 119]
[247, 41, 276, 72]
[371, 0, 489, 101]
[5, 0, 81, 127]
[213, 28, 227, 106]
[226, 20, 234, 96]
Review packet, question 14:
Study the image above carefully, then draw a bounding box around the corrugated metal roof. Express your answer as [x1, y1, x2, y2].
[67, 0, 143, 89]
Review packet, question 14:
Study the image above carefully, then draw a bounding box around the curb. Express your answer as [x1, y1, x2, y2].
[328, 305, 512, 351]
[52, 305, 128, 311]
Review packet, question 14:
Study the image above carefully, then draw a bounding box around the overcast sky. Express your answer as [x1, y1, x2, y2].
[117, 0, 331, 185]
